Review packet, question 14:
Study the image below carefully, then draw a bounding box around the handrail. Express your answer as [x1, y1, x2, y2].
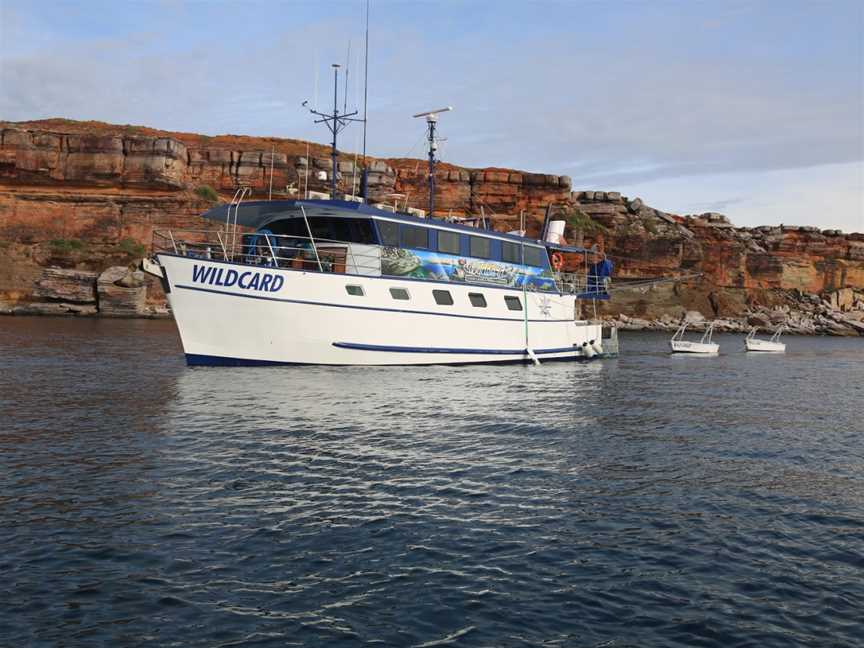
[225, 188, 243, 255]
[299, 204, 324, 272]
[216, 229, 228, 260]
[151, 228, 592, 291]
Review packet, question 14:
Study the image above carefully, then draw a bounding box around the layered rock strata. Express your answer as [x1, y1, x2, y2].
[0, 119, 861, 334]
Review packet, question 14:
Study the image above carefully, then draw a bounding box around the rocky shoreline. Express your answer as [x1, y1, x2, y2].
[5, 264, 862, 338]
[0, 266, 168, 318]
[609, 296, 864, 337]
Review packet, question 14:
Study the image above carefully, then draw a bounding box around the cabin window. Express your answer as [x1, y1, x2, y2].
[468, 292, 487, 308]
[502, 242, 522, 264]
[524, 246, 547, 267]
[504, 295, 523, 311]
[378, 220, 400, 247]
[389, 287, 410, 300]
[267, 217, 374, 244]
[437, 230, 461, 255]
[345, 285, 365, 296]
[433, 289, 454, 305]
[401, 224, 429, 249]
[469, 236, 492, 259]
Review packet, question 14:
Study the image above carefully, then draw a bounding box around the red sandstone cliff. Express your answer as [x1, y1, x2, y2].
[1, 119, 862, 333]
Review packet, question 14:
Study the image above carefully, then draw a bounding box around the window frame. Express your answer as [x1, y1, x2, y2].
[389, 287, 410, 301]
[501, 242, 522, 264]
[377, 220, 400, 247]
[401, 224, 430, 250]
[469, 235, 492, 259]
[345, 285, 365, 297]
[468, 292, 487, 308]
[523, 246, 547, 267]
[504, 295, 523, 311]
[432, 289, 454, 306]
[437, 230, 461, 255]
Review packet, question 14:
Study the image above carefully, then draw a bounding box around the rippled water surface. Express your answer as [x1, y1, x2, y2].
[2, 317, 863, 647]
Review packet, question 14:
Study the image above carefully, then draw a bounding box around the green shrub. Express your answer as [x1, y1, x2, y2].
[48, 238, 87, 253]
[565, 208, 607, 234]
[118, 237, 146, 257]
[195, 185, 220, 202]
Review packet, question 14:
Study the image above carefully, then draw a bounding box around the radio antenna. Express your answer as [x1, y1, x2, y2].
[362, 0, 370, 163]
[412, 106, 452, 218]
[303, 63, 363, 199]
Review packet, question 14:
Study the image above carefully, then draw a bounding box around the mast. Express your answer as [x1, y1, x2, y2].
[304, 64, 362, 199]
[412, 106, 452, 218]
[362, 0, 370, 163]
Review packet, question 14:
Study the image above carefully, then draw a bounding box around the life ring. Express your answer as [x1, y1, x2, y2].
[551, 252, 564, 271]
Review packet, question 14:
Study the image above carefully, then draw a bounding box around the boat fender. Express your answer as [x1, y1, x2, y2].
[581, 341, 596, 359]
[590, 338, 603, 355]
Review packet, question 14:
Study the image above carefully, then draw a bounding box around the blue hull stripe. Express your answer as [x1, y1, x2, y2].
[332, 342, 579, 355]
[174, 283, 574, 324]
[186, 354, 303, 367]
[185, 351, 585, 367]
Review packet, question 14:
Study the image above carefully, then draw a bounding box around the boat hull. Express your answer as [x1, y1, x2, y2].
[669, 340, 719, 354]
[156, 254, 606, 366]
[745, 339, 785, 352]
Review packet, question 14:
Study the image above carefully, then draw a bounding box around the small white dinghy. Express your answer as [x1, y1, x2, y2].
[670, 321, 720, 354]
[745, 326, 786, 352]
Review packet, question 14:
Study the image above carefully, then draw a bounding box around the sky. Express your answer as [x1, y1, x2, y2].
[1, 0, 862, 232]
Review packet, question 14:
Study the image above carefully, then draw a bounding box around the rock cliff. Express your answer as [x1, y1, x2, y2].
[1, 118, 861, 333]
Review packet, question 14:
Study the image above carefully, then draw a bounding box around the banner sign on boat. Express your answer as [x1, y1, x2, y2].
[380, 247, 556, 291]
[191, 264, 284, 292]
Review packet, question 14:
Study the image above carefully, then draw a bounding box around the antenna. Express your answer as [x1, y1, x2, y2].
[413, 106, 453, 218]
[304, 63, 363, 199]
[362, 0, 370, 163]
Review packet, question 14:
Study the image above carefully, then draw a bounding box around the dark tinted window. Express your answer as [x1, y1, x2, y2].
[437, 230, 461, 255]
[502, 242, 522, 263]
[524, 246, 547, 267]
[469, 236, 492, 259]
[378, 220, 400, 247]
[346, 285, 364, 296]
[468, 293, 487, 307]
[504, 295, 523, 311]
[433, 290, 454, 305]
[401, 225, 429, 249]
[389, 287, 410, 300]
[309, 218, 331, 239]
[267, 217, 374, 244]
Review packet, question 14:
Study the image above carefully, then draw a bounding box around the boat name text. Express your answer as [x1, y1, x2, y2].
[191, 264, 284, 292]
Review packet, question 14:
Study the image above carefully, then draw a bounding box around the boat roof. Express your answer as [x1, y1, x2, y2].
[201, 199, 563, 248]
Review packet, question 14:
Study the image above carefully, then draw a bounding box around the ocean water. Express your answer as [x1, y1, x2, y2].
[1, 317, 863, 647]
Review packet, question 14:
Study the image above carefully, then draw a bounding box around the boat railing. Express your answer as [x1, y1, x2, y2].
[152, 229, 383, 275]
[152, 229, 595, 291]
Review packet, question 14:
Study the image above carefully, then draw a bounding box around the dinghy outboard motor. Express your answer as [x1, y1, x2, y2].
[581, 341, 596, 359]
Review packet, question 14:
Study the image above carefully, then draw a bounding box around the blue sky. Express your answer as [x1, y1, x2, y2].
[1, 0, 862, 231]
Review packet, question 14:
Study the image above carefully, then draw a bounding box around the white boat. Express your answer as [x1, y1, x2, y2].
[669, 321, 719, 354]
[145, 198, 619, 366]
[745, 326, 786, 352]
[141, 70, 621, 367]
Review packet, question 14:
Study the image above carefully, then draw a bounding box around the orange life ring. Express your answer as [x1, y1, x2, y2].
[551, 252, 564, 271]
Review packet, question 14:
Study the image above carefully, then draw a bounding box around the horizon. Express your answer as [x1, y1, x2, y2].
[1, 0, 862, 232]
